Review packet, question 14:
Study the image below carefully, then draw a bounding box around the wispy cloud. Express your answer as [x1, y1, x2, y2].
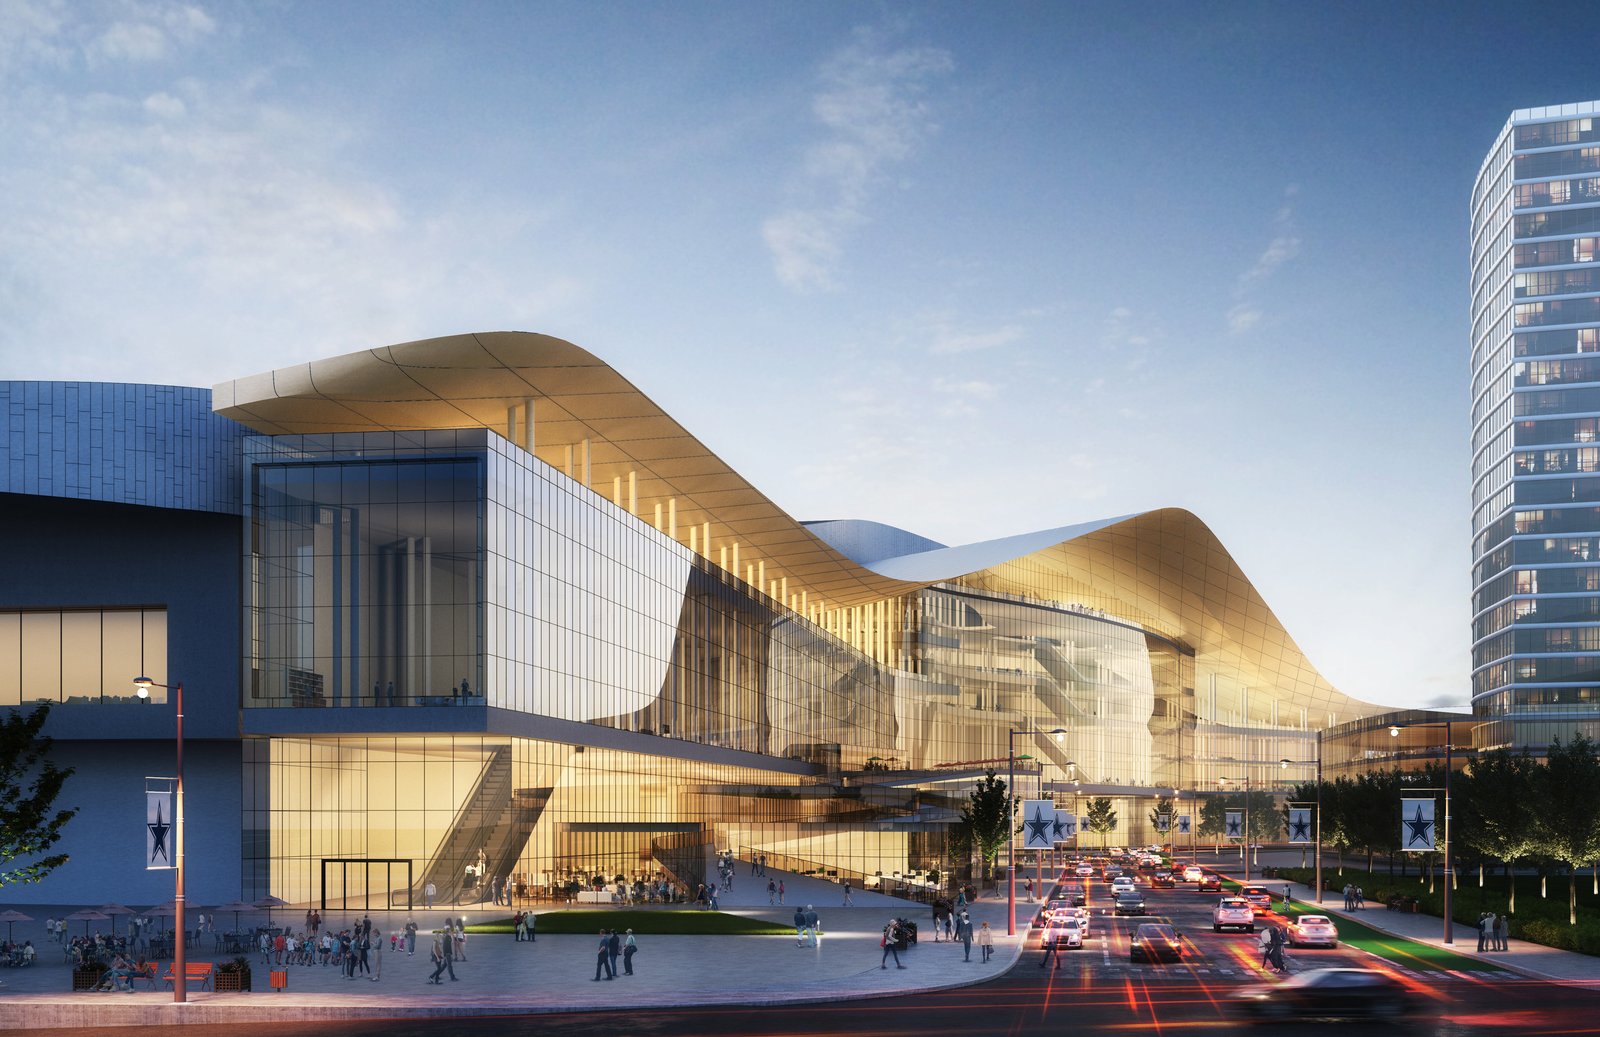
[927, 320, 1024, 355]
[762, 27, 953, 292]
[1227, 184, 1300, 334]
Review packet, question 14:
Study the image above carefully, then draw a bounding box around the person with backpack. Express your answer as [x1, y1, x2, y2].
[881, 920, 905, 969]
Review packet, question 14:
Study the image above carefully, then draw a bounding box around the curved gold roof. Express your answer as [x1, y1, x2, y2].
[214, 331, 1380, 721]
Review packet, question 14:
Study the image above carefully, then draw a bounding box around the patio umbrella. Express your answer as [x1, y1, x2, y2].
[98, 902, 135, 938]
[0, 909, 33, 943]
[252, 895, 289, 927]
[64, 908, 111, 937]
[216, 899, 255, 931]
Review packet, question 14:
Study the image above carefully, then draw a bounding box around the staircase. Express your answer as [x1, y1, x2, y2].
[402, 748, 548, 906]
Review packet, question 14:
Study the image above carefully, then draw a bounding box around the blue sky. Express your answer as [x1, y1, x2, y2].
[5, 0, 1600, 710]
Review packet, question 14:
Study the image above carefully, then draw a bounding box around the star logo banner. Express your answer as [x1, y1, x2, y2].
[1288, 808, 1312, 843]
[146, 788, 175, 870]
[1177, 814, 1191, 835]
[1401, 797, 1436, 851]
[1225, 810, 1243, 839]
[1022, 799, 1056, 849]
[1055, 809, 1076, 840]
[1156, 813, 1170, 833]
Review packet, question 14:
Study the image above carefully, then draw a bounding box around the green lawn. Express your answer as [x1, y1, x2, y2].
[1277, 901, 1507, 975]
[464, 909, 793, 936]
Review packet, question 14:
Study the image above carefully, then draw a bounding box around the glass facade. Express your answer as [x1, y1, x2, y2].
[1473, 102, 1600, 747]
[0, 607, 167, 705]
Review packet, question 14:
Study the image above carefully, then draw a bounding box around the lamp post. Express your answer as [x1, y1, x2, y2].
[1277, 729, 1324, 904]
[1006, 726, 1066, 937]
[1216, 774, 1251, 882]
[1390, 721, 1455, 945]
[134, 676, 185, 1003]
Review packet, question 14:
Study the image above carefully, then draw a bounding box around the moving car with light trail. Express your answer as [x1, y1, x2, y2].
[1113, 890, 1147, 915]
[1129, 922, 1184, 963]
[1286, 914, 1339, 947]
[1232, 968, 1413, 1023]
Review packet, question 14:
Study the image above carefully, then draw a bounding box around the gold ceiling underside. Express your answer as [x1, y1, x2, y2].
[213, 331, 1381, 720]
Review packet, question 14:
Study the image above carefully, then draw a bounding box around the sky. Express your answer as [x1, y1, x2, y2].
[6, 0, 1600, 712]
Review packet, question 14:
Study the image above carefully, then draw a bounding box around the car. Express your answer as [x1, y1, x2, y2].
[1213, 897, 1256, 932]
[1072, 905, 1092, 934]
[1240, 885, 1273, 915]
[1198, 872, 1222, 892]
[1103, 865, 1124, 881]
[1231, 968, 1414, 1023]
[1113, 891, 1147, 915]
[1182, 865, 1204, 882]
[1286, 915, 1339, 948]
[1150, 872, 1176, 888]
[1075, 863, 1094, 877]
[1129, 922, 1184, 963]
[1062, 883, 1087, 906]
[1111, 875, 1136, 895]
[1043, 916, 1085, 950]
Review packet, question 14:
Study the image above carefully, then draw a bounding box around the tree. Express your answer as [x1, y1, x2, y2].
[1, 704, 77, 889]
[1532, 736, 1600, 925]
[957, 769, 1012, 882]
[1086, 797, 1118, 838]
[1148, 796, 1174, 840]
[1457, 748, 1539, 912]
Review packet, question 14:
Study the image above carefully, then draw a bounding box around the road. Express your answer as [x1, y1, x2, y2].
[35, 867, 1600, 1036]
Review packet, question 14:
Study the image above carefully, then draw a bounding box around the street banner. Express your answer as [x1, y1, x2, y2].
[1055, 809, 1077, 840]
[1224, 809, 1243, 839]
[1401, 797, 1436, 851]
[1022, 799, 1056, 849]
[1156, 812, 1170, 833]
[1177, 814, 1191, 835]
[1080, 815, 1092, 836]
[146, 786, 175, 870]
[1288, 808, 1312, 843]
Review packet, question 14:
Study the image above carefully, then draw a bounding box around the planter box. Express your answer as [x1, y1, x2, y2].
[214, 970, 250, 992]
[71, 969, 107, 992]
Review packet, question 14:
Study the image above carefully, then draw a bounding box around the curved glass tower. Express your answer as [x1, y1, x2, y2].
[1472, 101, 1600, 748]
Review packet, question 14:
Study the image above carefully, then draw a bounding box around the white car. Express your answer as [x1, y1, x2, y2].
[1213, 897, 1255, 932]
[1075, 863, 1094, 877]
[1111, 876, 1136, 895]
[1043, 916, 1085, 949]
[1287, 915, 1339, 947]
[1182, 865, 1204, 883]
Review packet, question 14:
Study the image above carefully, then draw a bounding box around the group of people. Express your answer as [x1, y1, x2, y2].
[766, 878, 787, 905]
[510, 910, 538, 941]
[791, 905, 821, 946]
[1258, 923, 1289, 972]
[0, 940, 35, 967]
[1340, 884, 1367, 910]
[1477, 912, 1512, 951]
[591, 928, 638, 980]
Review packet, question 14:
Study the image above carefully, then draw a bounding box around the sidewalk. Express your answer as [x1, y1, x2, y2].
[1228, 865, 1599, 984]
[0, 868, 1034, 1029]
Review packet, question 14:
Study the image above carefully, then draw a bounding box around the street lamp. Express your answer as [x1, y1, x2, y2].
[1216, 774, 1252, 882]
[1278, 729, 1324, 904]
[1389, 722, 1455, 945]
[1007, 726, 1066, 937]
[134, 676, 186, 1003]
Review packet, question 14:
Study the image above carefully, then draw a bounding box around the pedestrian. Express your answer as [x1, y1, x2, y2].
[425, 881, 436, 909]
[1258, 925, 1274, 968]
[803, 905, 820, 947]
[527, 911, 537, 943]
[513, 910, 524, 942]
[793, 906, 807, 946]
[842, 880, 854, 907]
[769, 879, 777, 905]
[978, 921, 994, 963]
[427, 934, 454, 984]
[943, 910, 954, 942]
[1343, 883, 1353, 911]
[1356, 886, 1365, 909]
[959, 911, 974, 961]
[593, 930, 614, 981]
[622, 929, 637, 975]
[1477, 912, 1491, 952]
[1269, 925, 1286, 973]
[1024, 876, 1034, 902]
[778, 880, 785, 905]
[1038, 925, 1060, 970]
[881, 920, 905, 969]
[405, 919, 418, 956]
[1495, 914, 1510, 952]
[357, 930, 371, 975]
[1283, 884, 1292, 911]
[931, 900, 944, 942]
[607, 928, 621, 976]
[370, 935, 383, 982]
[441, 927, 459, 981]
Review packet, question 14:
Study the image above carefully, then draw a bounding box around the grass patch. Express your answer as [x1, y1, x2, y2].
[464, 910, 792, 936]
[1277, 901, 1507, 975]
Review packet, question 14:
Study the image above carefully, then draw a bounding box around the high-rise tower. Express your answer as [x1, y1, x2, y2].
[1472, 102, 1600, 749]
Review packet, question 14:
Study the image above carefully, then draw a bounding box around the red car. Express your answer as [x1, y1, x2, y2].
[1197, 872, 1222, 892]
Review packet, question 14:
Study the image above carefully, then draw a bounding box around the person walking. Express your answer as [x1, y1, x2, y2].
[778, 880, 785, 906]
[622, 929, 637, 975]
[425, 882, 436, 909]
[441, 927, 459, 981]
[977, 920, 994, 963]
[768, 879, 777, 906]
[931, 900, 944, 942]
[607, 928, 621, 977]
[1258, 925, 1274, 969]
[1038, 924, 1060, 970]
[1268, 924, 1287, 973]
[803, 905, 820, 947]
[959, 911, 974, 961]
[593, 930, 614, 981]
[426, 934, 449, 984]
[526, 911, 537, 943]
[1477, 912, 1492, 952]
[405, 919, 417, 956]
[842, 880, 853, 907]
[881, 920, 905, 969]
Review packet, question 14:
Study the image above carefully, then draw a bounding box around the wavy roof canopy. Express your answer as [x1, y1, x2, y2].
[214, 332, 1378, 720]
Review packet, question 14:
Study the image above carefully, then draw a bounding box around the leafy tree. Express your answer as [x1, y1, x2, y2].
[1457, 748, 1539, 913]
[1532, 737, 1600, 925]
[957, 769, 1012, 882]
[1346, 770, 1403, 872]
[1148, 796, 1173, 838]
[1085, 797, 1118, 837]
[1, 704, 77, 888]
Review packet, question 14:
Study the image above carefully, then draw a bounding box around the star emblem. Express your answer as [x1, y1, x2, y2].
[1051, 815, 1066, 840]
[1024, 806, 1054, 845]
[1225, 815, 1242, 837]
[1178, 817, 1191, 834]
[1404, 804, 1434, 848]
[148, 801, 171, 865]
[1290, 814, 1312, 841]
